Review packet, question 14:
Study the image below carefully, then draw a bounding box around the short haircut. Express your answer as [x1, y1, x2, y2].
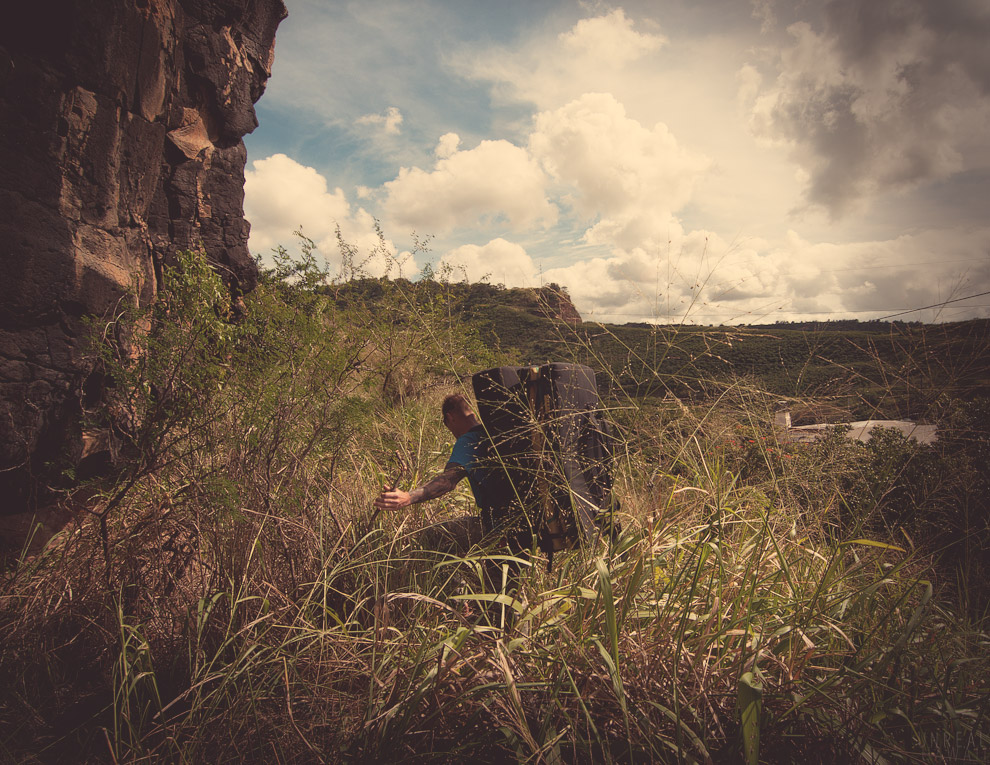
[441, 393, 472, 419]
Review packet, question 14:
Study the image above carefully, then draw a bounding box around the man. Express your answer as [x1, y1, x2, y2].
[374, 392, 504, 555]
[373, 392, 530, 608]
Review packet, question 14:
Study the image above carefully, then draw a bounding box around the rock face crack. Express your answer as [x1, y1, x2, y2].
[0, 0, 288, 514]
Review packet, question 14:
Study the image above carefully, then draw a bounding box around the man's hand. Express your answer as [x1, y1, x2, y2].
[373, 465, 467, 511]
[374, 488, 412, 511]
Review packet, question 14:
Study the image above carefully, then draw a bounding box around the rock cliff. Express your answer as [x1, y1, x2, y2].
[533, 284, 582, 326]
[0, 0, 286, 513]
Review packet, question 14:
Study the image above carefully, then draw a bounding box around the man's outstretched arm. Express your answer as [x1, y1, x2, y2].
[374, 464, 467, 510]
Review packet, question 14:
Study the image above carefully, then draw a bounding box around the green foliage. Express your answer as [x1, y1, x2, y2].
[96, 249, 238, 473]
[737, 671, 762, 765]
[853, 427, 946, 531]
[1, 237, 989, 763]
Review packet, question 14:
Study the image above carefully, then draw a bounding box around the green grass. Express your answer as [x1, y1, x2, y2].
[1, 249, 988, 763]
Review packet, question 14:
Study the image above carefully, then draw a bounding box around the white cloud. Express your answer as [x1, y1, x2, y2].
[559, 8, 665, 67]
[438, 238, 538, 287]
[356, 106, 404, 135]
[450, 9, 668, 116]
[543, 225, 762, 323]
[763, 228, 990, 320]
[748, 0, 990, 217]
[372, 90, 711, 260]
[244, 154, 406, 278]
[736, 64, 762, 110]
[750, 0, 777, 34]
[451, 8, 796, 245]
[529, 93, 711, 250]
[382, 139, 557, 234]
[541, 225, 990, 324]
[243, 154, 348, 254]
[434, 132, 460, 159]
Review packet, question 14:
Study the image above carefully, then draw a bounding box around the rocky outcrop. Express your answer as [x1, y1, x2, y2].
[0, 0, 286, 513]
[533, 285, 582, 326]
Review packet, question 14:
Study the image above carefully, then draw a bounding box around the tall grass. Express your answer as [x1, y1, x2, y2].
[1, 248, 987, 763]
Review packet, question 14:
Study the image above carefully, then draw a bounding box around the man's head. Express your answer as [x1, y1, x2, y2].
[441, 393, 479, 437]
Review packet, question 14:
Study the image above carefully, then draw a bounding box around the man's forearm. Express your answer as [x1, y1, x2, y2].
[408, 466, 466, 504]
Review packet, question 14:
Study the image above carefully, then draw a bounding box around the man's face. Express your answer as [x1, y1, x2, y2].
[444, 408, 473, 436]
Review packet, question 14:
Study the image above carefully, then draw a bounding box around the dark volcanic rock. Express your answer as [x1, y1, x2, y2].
[0, 0, 286, 513]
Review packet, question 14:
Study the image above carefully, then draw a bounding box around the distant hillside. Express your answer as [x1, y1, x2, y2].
[491, 313, 990, 422]
[326, 277, 990, 421]
[327, 278, 582, 325]
[623, 318, 927, 333]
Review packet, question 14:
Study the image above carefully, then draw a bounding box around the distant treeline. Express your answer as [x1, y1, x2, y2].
[325, 277, 990, 421]
[325, 277, 576, 320]
[624, 319, 926, 332]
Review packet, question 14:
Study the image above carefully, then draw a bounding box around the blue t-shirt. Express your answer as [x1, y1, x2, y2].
[446, 425, 491, 507]
[448, 425, 528, 538]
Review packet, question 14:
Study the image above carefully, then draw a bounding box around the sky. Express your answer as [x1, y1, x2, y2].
[243, 0, 990, 325]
